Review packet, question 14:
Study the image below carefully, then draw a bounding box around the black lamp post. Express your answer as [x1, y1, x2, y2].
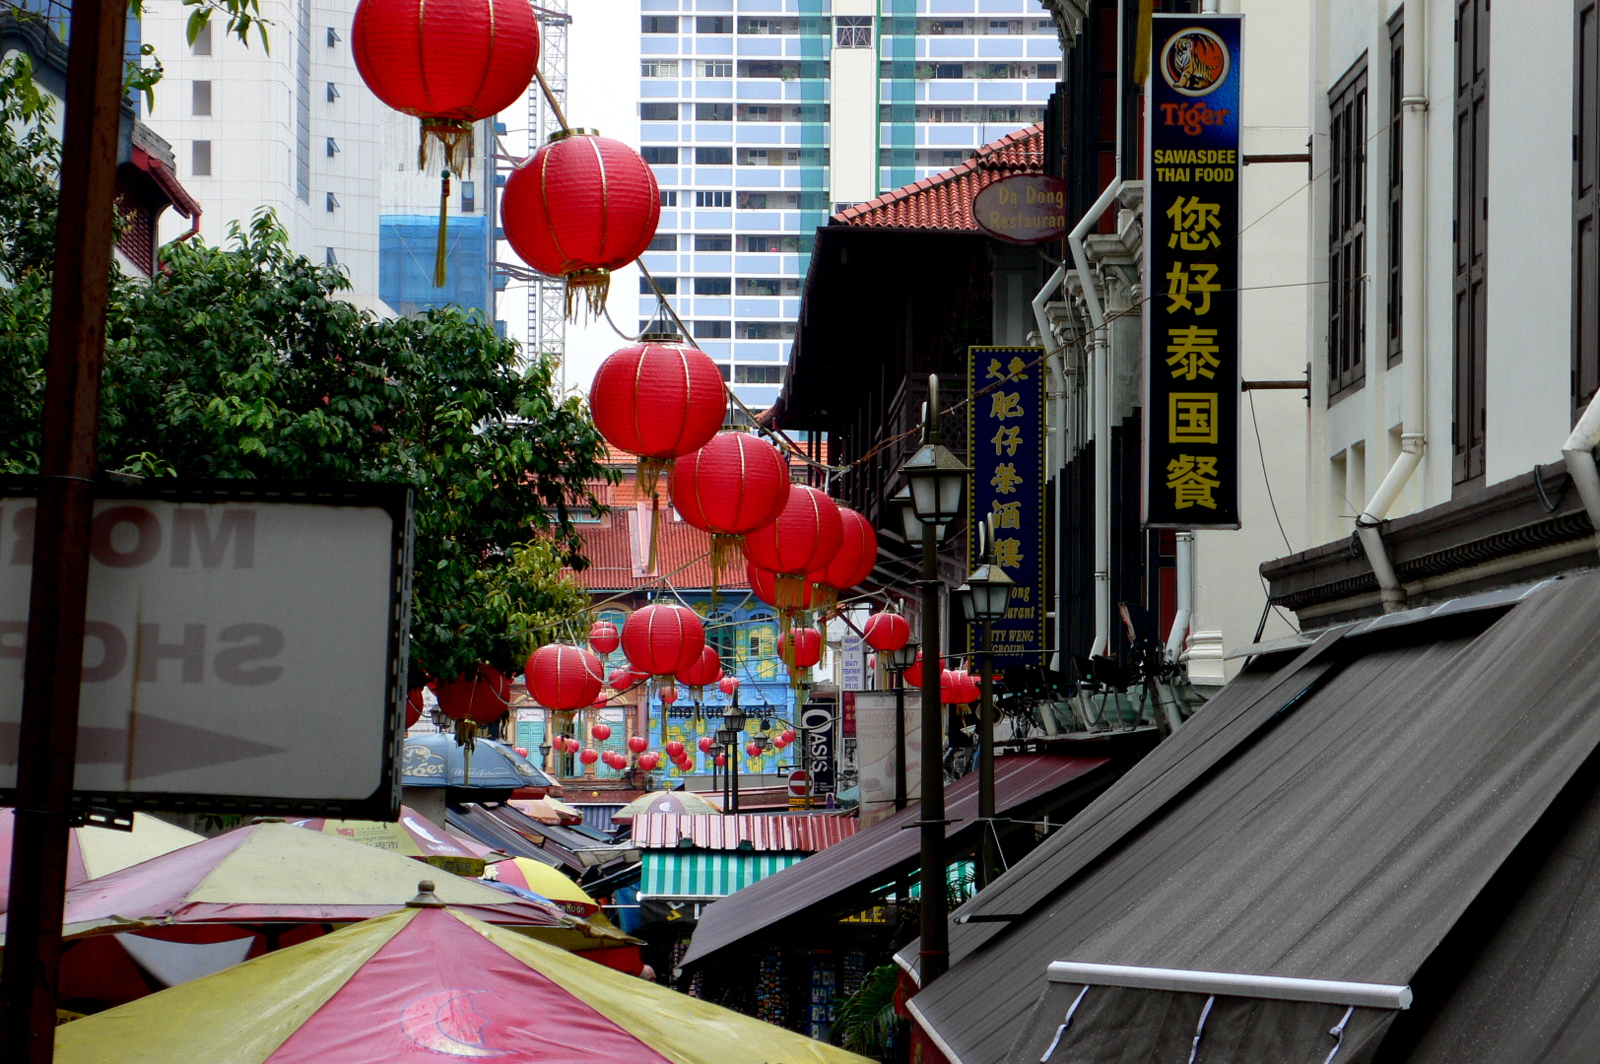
[885, 638, 920, 811]
[894, 373, 970, 988]
[717, 695, 747, 813]
[958, 544, 1014, 889]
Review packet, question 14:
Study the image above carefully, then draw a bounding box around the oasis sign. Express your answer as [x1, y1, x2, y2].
[0, 480, 412, 818]
[973, 174, 1068, 245]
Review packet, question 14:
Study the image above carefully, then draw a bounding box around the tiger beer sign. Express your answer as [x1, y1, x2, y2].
[1143, 14, 1243, 529]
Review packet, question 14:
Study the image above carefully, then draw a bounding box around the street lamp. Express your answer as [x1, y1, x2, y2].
[884, 638, 920, 811]
[717, 696, 747, 814]
[896, 373, 969, 989]
[959, 551, 1013, 889]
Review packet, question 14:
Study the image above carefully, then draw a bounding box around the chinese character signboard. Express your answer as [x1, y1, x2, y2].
[1144, 14, 1242, 528]
[966, 347, 1048, 665]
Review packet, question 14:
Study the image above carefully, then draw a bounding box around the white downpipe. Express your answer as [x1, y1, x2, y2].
[1033, 264, 1069, 473]
[1356, 0, 1428, 612]
[1069, 178, 1122, 658]
[1165, 531, 1194, 661]
[1562, 394, 1600, 551]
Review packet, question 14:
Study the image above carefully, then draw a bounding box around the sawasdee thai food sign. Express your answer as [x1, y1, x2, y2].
[1143, 14, 1243, 528]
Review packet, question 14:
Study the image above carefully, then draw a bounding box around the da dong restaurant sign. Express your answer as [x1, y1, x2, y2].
[0, 481, 412, 818]
[973, 174, 1068, 245]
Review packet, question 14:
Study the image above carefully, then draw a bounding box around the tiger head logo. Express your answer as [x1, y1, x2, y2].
[1161, 27, 1230, 96]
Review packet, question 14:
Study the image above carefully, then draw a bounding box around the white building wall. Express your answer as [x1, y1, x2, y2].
[1306, 0, 1582, 549]
[1190, 0, 1312, 674]
[142, 0, 384, 306]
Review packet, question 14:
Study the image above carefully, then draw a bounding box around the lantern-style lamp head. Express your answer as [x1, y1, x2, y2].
[961, 561, 1015, 624]
[898, 442, 970, 530]
[714, 727, 738, 746]
[722, 693, 747, 734]
[886, 640, 921, 672]
[890, 486, 927, 548]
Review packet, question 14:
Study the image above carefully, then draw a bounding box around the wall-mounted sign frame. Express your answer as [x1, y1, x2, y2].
[0, 479, 412, 819]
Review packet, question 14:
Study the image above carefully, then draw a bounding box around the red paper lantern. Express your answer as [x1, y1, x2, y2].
[434, 665, 512, 725]
[609, 666, 650, 691]
[779, 627, 822, 670]
[904, 652, 943, 689]
[502, 131, 661, 316]
[697, 736, 716, 754]
[718, 675, 740, 696]
[746, 561, 823, 612]
[592, 722, 612, 742]
[959, 670, 981, 704]
[659, 685, 679, 706]
[639, 753, 660, 772]
[666, 740, 686, 758]
[939, 669, 959, 705]
[671, 433, 792, 578]
[676, 645, 722, 698]
[588, 619, 621, 656]
[514, 746, 529, 758]
[781, 728, 797, 744]
[526, 643, 604, 711]
[605, 752, 624, 770]
[352, 0, 539, 162]
[405, 687, 425, 729]
[813, 507, 877, 611]
[862, 611, 912, 653]
[772, 737, 787, 750]
[745, 742, 762, 758]
[627, 735, 649, 754]
[621, 603, 706, 676]
[586, 336, 726, 494]
[715, 753, 727, 767]
[743, 487, 844, 608]
[579, 748, 599, 765]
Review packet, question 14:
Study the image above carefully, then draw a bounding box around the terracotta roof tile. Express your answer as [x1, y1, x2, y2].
[565, 514, 751, 592]
[832, 124, 1044, 233]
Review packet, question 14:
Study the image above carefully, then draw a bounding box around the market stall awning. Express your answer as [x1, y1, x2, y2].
[54, 897, 874, 1064]
[680, 754, 1111, 967]
[640, 852, 806, 900]
[902, 576, 1600, 1064]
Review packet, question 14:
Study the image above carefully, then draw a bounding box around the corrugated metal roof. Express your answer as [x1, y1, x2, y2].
[832, 124, 1043, 233]
[680, 754, 1111, 967]
[630, 813, 858, 853]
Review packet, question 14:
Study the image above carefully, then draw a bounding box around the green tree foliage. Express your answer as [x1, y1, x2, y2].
[0, 57, 611, 685]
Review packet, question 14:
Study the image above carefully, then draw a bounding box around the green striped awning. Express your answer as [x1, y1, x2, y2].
[640, 851, 806, 899]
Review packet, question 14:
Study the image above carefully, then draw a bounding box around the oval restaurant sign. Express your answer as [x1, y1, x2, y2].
[972, 174, 1068, 244]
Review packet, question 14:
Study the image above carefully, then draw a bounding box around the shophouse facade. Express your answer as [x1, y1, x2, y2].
[1266, 0, 1600, 625]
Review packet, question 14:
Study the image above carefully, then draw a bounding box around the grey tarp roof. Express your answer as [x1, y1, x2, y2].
[679, 754, 1112, 967]
[901, 574, 1600, 1064]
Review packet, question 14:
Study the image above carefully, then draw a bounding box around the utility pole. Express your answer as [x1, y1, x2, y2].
[0, 0, 127, 1058]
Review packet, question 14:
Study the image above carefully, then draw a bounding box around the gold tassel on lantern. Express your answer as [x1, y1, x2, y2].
[564, 268, 611, 320]
[419, 120, 474, 289]
[708, 534, 742, 590]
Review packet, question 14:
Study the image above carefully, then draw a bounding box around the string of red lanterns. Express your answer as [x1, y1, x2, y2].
[671, 433, 793, 581]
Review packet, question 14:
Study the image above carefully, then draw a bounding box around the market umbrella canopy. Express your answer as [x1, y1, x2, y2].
[611, 790, 719, 822]
[15, 822, 625, 954]
[486, 857, 601, 918]
[285, 807, 487, 877]
[401, 733, 555, 791]
[55, 898, 873, 1064]
[0, 810, 203, 910]
[511, 796, 585, 825]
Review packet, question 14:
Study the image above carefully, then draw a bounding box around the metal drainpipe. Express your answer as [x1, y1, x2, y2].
[1354, 0, 1428, 613]
[1032, 264, 1069, 475]
[1562, 394, 1600, 551]
[1067, 178, 1122, 657]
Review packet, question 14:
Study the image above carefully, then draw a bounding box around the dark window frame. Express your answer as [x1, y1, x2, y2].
[1328, 58, 1368, 401]
[1387, 14, 1404, 367]
[640, 102, 678, 120]
[1453, 0, 1490, 487]
[1575, 0, 1599, 416]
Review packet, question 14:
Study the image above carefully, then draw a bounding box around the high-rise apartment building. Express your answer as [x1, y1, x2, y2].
[634, 0, 1058, 407]
[143, 0, 387, 308]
